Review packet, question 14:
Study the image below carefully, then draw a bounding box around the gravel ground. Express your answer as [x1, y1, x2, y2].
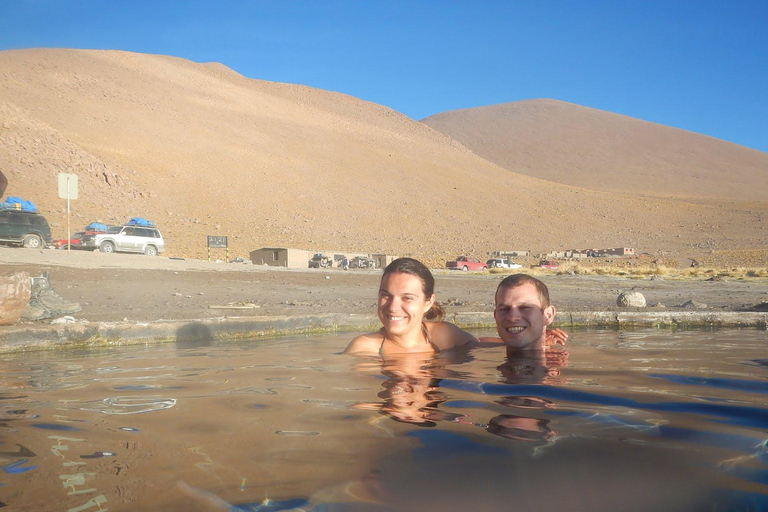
[2, 247, 767, 325]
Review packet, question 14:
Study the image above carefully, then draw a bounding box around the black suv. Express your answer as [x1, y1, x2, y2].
[0, 210, 53, 248]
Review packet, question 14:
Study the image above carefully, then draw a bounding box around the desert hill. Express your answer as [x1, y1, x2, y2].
[421, 99, 768, 202]
[0, 49, 766, 264]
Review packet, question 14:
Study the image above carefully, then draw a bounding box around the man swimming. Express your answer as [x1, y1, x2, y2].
[490, 274, 558, 356]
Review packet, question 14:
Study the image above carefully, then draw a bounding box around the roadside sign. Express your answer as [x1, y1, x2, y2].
[58, 173, 78, 254]
[207, 236, 228, 248]
[207, 236, 229, 262]
[58, 173, 78, 200]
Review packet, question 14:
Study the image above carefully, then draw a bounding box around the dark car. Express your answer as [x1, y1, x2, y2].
[350, 256, 375, 269]
[308, 253, 333, 268]
[0, 210, 53, 248]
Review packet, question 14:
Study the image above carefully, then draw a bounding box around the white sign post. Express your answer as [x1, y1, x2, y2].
[57, 173, 78, 253]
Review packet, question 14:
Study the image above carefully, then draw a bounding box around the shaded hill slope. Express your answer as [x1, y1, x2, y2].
[421, 99, 768, 201]
[0, 49, 765, 263]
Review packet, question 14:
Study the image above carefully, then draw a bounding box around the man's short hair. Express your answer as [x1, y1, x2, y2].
[495, 274, 550, 308]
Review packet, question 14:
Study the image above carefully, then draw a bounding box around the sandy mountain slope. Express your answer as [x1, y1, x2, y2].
[0, 49, 765, 263]
[421, 99, 768, 202]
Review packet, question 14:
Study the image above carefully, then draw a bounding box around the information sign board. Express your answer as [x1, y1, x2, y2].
[207, 236, 228, 249]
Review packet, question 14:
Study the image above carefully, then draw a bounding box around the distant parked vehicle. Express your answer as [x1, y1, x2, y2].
[350, 256, 375, 269]
[54, 224, 110, 250]
[0, 197, 52, 249]
[486, 258, 523, 269]
[0, 210, 53, 248]
[537, 259, 560, 270]
[80, 225, 165, 256]
[308, 253, 333, 268]
[446, 256, 487, 271]
[53, 232, 85, 250]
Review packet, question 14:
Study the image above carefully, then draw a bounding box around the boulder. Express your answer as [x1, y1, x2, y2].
[0, 271, 31, 325]
[617, 291, 646, 308]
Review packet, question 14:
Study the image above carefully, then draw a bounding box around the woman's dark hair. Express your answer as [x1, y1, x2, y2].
[382, 258, 445, 321]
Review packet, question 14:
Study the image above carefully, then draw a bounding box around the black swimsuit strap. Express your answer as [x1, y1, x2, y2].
[379, 323, 439, 354]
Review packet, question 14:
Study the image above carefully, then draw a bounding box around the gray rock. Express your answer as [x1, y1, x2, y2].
[617, 291, 646, 308]
[680, 300, 708, 309]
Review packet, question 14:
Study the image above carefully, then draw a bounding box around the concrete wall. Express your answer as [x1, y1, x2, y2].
[371, 253, 397, 269]
[287, 249, 312, 268]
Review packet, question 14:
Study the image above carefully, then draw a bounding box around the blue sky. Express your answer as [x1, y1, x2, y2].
[2, 1, 767, 153]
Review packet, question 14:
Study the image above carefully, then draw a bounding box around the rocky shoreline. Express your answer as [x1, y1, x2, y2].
[1, 248, 767, 352]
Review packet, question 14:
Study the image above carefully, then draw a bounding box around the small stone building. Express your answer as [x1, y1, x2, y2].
[249, 247, 311, 268]
[604, 247, 636, 256]
[371, 253, 397, 269]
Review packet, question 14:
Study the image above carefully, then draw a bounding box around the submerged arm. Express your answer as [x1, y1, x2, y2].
[478, 329, 569, 347]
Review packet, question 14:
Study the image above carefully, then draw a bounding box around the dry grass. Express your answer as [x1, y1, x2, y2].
[441, 258, 768, 281]
[552, 263, 768, 280]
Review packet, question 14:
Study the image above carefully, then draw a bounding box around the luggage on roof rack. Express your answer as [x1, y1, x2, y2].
[1, 197, 38, 213]
[85, 222, 109, 232]
[127, 217, 156, 227]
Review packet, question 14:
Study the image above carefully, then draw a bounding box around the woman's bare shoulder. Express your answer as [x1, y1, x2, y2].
[343, 331, 384, 355]
[426, 321, 478, 349]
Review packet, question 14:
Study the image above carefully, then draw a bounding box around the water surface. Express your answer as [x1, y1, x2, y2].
[1, 329, 767, 511]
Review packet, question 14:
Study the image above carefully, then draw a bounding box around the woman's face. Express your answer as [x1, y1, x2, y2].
[377, 272, 435, 338]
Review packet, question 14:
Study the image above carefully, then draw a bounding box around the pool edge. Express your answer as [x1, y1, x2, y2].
[1, 311, 766, 353]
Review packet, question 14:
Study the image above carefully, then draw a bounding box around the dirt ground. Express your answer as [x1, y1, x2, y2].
[3, 247, 768, 326]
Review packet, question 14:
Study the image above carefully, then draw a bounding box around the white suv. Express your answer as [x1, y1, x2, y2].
[486, 258, 522, 269]
[81, 226, 165, 256]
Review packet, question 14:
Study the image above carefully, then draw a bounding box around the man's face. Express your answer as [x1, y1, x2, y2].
[494, 283, 555, 351]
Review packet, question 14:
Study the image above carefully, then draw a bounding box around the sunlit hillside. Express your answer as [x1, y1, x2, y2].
[1, 49, 765, 263]
[421, 99, 768, 201]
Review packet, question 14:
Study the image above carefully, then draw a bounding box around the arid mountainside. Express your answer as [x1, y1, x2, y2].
[1, 49, 766, 264]
[421, 99, 768, 201]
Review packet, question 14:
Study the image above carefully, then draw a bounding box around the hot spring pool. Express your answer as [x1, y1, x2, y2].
[1, 328, 767, 511]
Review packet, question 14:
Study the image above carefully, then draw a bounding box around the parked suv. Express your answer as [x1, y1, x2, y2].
[80, 225, 165, 255]
[486, 258, 523, 269]
[308, 253, 333, 268]
[0, 210, 53, 248]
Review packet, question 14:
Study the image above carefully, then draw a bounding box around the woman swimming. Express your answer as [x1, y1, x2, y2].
[344, 258, 476, 355]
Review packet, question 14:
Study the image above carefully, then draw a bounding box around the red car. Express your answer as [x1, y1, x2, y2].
[53, 231, 85, 249]
[446, 256, 488, 271]
[538, 259, 560, 269]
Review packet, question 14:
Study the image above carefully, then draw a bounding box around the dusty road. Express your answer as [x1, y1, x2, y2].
[2, 247, 767, 325]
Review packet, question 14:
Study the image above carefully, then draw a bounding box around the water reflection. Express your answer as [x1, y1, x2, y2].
[497, 348, 568, 385]
[351, 352, 471, 427]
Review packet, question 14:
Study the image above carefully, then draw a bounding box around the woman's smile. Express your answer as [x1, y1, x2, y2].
[377, 272, 434, 339]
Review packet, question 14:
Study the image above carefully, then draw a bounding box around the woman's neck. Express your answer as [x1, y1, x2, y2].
[382, 324, 432, 353]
